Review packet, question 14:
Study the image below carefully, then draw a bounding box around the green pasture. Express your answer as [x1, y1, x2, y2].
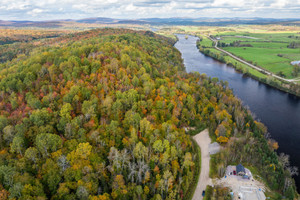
[223, 46, 299, 78]
[209, 48, 268, 79]
[216, 32, 300, 78]
[241, 41, 288, 48]
[224, 54, 267, 79]
[218, 36, 259, 43]
[197, 41, 268, 80]
[217, 32, 300, 42]
[198, 36, 214, 47]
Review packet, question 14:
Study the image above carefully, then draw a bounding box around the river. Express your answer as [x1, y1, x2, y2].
[174, 34, 300, 191]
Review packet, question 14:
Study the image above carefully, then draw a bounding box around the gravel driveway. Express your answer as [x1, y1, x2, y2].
[192, 129, 212, 200]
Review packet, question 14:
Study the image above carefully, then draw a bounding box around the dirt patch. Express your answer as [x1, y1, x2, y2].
[214, 167, 266, 200]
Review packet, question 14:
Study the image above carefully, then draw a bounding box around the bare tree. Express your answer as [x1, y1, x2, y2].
[128, 162, 137, 183]
[107, 147, 122, 173]
[287, 166, 299, 177]
[136, 160, 149, 184]
[64, 123, 73, 139]
[284, 177, 293, 192]
[57, 155, 70, 172]
[278, 153, 290, 169]
[120, 148, 130, 170]
[89, 130, 100, 144]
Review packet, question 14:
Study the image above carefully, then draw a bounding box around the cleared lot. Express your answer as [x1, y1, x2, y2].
[215, 166, 266, 200]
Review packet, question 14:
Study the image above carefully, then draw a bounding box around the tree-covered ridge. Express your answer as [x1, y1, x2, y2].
[0, 29, 296, 199]
[0, 29, 65, 45]
[0, 29, 71, 64]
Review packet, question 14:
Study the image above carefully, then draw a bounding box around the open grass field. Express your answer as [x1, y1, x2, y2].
[222, 45, 299, 78]
[215, 32, 300, 79]
[204, 46, 268, 79]
[199, 37, 214, 47]
[197, 36, 268, 79]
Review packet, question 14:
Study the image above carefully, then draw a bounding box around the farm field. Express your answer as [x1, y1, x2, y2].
[195, 36, 269, 79]
[215, 32, 300, 79]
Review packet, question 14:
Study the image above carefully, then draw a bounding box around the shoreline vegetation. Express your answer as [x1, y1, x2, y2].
[196, 36, 300, 97]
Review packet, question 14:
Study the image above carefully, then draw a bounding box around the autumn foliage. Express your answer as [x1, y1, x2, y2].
[0, 28, 294, 199]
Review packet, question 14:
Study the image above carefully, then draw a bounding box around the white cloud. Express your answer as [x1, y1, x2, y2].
[6, 1, 29, 10]
[0, 0, 299, 20]
[72, 4, 87, 9]
[212, 0, 245, 7]
[183, 2, 208, 9]
[125, 4, 136, 11]
[27, 8, 44, 16]
[270, 0, 288, 8]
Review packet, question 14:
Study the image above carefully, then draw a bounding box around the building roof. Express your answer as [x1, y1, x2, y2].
[236, 164, 245, 174]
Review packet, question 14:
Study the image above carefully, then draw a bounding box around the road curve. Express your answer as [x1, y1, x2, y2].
[192, 129, 212, 200]
[206, 36, 298, 83]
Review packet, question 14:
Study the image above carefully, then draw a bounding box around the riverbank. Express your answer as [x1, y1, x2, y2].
[196, 37, 300, 97]
[174, 34, 300, 197]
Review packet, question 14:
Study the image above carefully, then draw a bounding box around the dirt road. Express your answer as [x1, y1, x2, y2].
[192, 129, 212, 200]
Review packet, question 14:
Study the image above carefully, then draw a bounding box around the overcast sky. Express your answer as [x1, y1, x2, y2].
[0, 0, 300, 21]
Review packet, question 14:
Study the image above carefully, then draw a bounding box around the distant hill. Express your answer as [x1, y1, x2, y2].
[0, 20, 62, 28]
[73, 17, 300, 26]
[0, 17, 300, 28]
[75, 17, 119, 24]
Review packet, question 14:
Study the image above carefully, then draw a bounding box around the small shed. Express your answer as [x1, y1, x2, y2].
[236, 164, 246, 176]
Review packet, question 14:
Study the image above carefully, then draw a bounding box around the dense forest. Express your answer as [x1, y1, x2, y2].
[0, 28, 297, 199]
[0, 29, 65, 45]
[0, 29, 69, 63]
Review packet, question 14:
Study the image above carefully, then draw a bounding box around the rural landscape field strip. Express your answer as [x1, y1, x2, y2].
[207, 36, 300, 83]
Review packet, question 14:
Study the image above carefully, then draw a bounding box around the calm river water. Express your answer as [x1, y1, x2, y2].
[174, 34, 300, 190]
